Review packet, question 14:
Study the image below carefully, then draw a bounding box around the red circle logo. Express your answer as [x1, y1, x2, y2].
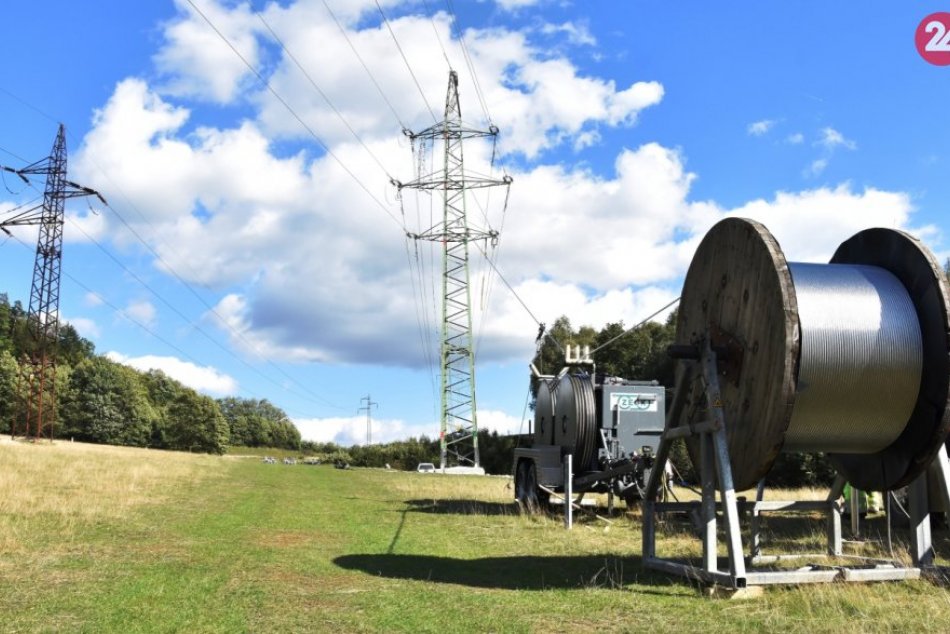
[916, 12, 950, 65]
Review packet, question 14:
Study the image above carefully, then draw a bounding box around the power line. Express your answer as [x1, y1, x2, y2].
[474, 240, 681, 357]
[183, 0, 405, 231]
[421, 0, 453, 72]
[443, 0, 492, 126]
[1, 120, 346, 412]
[254, 9, 398, 181]
[374, 0, 439, 124]
[6, 222, 330, 421]
[63, 215, 342, 411]
[588, 296, 681, 355]
[3, 230, 262, 404]
[321, 0, 408, 131]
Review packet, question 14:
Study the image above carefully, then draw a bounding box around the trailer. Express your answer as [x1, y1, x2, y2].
[513, 346, 667, 512]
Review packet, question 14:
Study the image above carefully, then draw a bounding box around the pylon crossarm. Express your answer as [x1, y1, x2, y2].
[0, 205, 46, 227]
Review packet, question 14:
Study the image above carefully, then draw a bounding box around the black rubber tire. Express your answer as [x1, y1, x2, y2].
[515, 461, 547, 514]
[533, 464, 550, 509]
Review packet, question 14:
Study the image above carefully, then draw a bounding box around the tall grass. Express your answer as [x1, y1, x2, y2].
[2, 438, 950, 632]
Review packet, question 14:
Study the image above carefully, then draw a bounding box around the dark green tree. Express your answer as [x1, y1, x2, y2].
[218, 397, 300, 450]
[0, 350, 19, 431]
[58, 322, 96, 366]
[60, 357, 156, 446]
[166, 390, 229, 454]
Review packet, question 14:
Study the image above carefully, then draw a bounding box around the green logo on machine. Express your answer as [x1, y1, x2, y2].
[611, 393, 657, 412]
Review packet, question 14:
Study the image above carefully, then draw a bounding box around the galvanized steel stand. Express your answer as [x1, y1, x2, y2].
[643, 340, 943, 589]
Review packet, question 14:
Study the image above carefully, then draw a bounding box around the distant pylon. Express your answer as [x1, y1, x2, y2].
[0, 124, 105, 441]
[357, 394, 378, 444]
[395, 71, 512, 469]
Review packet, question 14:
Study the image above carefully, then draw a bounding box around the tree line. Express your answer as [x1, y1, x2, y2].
[0, 293, 300, 454]
[299, 430, 530, 474]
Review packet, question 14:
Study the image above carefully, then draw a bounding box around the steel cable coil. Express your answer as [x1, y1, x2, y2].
[671, 218, 950, 491]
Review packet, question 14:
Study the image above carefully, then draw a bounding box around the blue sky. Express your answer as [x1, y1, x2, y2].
[1, 2, 948, 445]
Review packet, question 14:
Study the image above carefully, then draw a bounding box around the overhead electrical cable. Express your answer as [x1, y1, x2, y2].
[320, 0, 408, 131]
[588, 296, 681, 355]
[63, 215, 343, 410]
[3, 231, 291, 409]
[75, 167, 347, 411]
[420, 0, 453, 71]
[442, 0, 492, 125]
[254, 10, 398, 182]
[373, 0, 439, 124]
[183, 0, 405, 231]
[1, 122, 345, 411]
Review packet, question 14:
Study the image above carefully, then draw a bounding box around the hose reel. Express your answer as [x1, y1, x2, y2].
[535, 373, 598, 469]
[671, 217, 950, 492]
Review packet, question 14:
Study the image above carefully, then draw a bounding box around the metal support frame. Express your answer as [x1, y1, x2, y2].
[643, 338, 940, 588]
[1, 124, 104, 441]
[357, 394, 378, 445]
[396, 71, 512, 470]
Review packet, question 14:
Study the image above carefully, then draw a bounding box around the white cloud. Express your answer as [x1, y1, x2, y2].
[478, 408, 527, 436]
[122, 300, 157, 328]
[69, 0, 925, 381]
[106, 351, 238, 396]
[802, 127, 856, 176]
[805, 157, 829, 177]
[817, 126, 856, 151]
[83, 292, 104, 307]
[292, 407, 523, 446]
[540, 21, 596, 46]
[786, 132, 804, 144]
[726, 184, 916, 262]
[64, 316, 101, 339]
[495, 0, 543, 11]
[293, 415, 436, 445]
[154, 0, 262, 103]
[63, 208, 108, 243]
[747, 119, 775, 136]
[228, 2, 663, 157]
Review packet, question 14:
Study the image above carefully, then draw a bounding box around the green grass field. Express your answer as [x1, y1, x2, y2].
[2, 438, 950, 633]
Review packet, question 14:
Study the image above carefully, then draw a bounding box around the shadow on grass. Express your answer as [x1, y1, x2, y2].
[334, 553, 683, 592]
[403, 498, 520, 516]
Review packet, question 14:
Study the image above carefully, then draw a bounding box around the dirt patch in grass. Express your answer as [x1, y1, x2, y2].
[253, 530, 314, 549]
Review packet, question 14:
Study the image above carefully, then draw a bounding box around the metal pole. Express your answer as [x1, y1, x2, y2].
[565, 453, 573, 530]
[357, 395, 378, 445]
[909, 470, 933, 566]
[850, 486, 860, 538]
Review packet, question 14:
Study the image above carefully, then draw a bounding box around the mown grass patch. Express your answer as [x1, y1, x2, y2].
[2, 438, 950, 632]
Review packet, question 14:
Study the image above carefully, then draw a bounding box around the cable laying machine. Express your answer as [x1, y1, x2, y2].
[643, 217, 950, 588]
[513, 345, 668, 512]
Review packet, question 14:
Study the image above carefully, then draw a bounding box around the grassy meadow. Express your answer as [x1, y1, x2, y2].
[2, 437, 950, 632]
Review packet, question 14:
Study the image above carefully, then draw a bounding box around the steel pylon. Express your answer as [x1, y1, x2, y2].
[396, 71, 511, 469]
[1, 124, 105, 440]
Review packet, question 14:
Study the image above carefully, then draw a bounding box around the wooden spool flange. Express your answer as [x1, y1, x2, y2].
[672, 218, 799, 490]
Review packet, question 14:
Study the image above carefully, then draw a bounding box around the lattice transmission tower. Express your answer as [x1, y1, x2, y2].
[395, 71, 511, 470]
[1, 124, 105, 440]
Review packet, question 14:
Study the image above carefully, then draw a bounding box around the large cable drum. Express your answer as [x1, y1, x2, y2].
[534, 379, 556, 445]
[553, 374, 597, 469]
[671, 217, 950, 491]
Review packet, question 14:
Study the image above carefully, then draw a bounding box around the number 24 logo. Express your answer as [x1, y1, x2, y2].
[917, 13, 950, 65]
[924, 19, 950, 52]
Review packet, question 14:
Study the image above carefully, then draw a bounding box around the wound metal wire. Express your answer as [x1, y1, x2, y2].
[784, 263, 923, 453]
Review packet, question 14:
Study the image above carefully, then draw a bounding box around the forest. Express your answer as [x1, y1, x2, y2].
[0, 293, 300, 454]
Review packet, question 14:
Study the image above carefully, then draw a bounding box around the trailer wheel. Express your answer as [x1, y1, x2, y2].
[515, 461, 547, 514]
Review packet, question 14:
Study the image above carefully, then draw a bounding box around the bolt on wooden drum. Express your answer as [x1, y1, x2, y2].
[670, 217, 950, 491]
